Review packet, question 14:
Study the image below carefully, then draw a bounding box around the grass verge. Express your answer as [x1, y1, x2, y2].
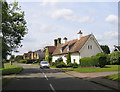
[104, 73, 120, 82]
[1, 63, 23, 75]
[32, 63, 40, 65]
[62, 65, 119, 73]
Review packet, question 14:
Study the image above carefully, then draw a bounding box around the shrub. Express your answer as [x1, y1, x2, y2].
[96, 53, 107, 68]
[79, 53, 107, 68]
[72, 62, 78, 68]
[26, 59, 34, 64]
[19, 60, 27, 63]
[56, 62, 67, 68]
[67, 52, 71, 64]
[110, 51, 120, 65]
[51, 62, 55, 66]
[67, 62, 73, 67]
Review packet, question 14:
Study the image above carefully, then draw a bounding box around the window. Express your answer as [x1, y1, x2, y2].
[73, 59, 76, 63]
[88, 45, 92, 49]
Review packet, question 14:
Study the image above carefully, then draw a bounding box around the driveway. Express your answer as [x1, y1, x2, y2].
[2, 63, 113, 91]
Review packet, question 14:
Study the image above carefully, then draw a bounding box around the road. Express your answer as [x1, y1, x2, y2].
[2, 63, 113, 91]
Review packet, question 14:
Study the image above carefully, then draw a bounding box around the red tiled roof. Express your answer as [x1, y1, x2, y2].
[45, 46, 56, 53]
[52, 34, 91, 55]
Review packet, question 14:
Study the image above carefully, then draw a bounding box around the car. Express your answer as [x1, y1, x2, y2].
[33, 60, 39, 64]
[40, 61, 50, 69]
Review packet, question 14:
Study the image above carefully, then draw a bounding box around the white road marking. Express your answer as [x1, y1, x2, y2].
[49, 83, 56, 92]
[42, 72, 48, 80]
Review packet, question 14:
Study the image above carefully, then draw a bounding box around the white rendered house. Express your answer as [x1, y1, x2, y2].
[52, 30, 103, 64]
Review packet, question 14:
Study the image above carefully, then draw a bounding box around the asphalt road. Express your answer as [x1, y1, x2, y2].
[2, 63, 113, 91]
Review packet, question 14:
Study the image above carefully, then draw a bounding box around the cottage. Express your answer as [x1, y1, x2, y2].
[114, 45, 120, 52]
[52, 30, 103, 64]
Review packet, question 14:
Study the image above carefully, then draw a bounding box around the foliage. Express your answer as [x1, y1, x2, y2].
[9, 55, 15, 60]
[110, 51, 120, 65]
[104, 73, 120, 82]
[2, 1, 27, 59]
[18, 59, 27, 63]
[62, 65, 119, 73]
[96, 53, 107, 67]
[15, 56, 23, 61]
[100, 45, 110, 54]
[56, 62, 67, 68]
[67, 52, 71, 64]
[79, 53, 107, 68]
[45, 48, 48, 61]
[2, 63, 23, 75]
[72, 62, 78, 68]
[67, 62, 73, 67]
[26, 59, 34, 64]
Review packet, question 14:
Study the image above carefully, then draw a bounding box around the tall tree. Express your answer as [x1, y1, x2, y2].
[67, 52, 71, 64]
[100, 45, 110, 54]
[2, 1, 27, 60]
[45, 48, 48, 61]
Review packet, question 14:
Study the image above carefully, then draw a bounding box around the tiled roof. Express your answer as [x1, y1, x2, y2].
[115, 46, 120, 51]
[45, 46, 56, 53]
[52, 34, 91, 55]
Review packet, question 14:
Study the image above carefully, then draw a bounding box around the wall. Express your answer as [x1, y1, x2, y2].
[71, 53, 80, 64]
[80, 37, 102, 58]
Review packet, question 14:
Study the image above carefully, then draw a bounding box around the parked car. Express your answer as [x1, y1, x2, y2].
[40, 61, 49, 69]
[33, 60, 39, 64]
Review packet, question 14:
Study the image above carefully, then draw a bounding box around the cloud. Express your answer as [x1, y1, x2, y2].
[95, 31, 118, 41]
[40, 0, 59, 6]
[51, 8, 91, 23]
[105, 14, 118, 24]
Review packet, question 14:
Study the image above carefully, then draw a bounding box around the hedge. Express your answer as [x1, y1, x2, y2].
[79, 53, 107, 68]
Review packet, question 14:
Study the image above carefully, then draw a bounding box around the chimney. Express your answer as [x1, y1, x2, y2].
[57, 38, 61, 44]
[63, 37, 67, 43]
[54, 39, 57, 46]
[77, 30, 83, 40]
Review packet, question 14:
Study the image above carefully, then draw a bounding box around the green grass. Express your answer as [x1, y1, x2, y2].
[104, 73, 120, 82]
[62, 65, 119, 73]
[1, 63, 23, 75]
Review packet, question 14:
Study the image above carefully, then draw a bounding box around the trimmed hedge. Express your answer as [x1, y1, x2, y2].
[79, 53, 107, 68]
[72, 62, 78, 68]
[18, 60, 27, 63]
[56, 62, 67, 68]
[26, 59, 34, 64]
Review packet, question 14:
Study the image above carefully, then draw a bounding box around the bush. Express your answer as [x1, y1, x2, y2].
[19, 60, 27, 63]
[26, 59, 34, 64]
[67, 52, 71, 64]
[72, 62, 78, 68]
[79, 53, 107, 68]
[96, 53, 107, 68]
[51, 62, 55, 66]
[67, 62, 73, 67]
[110, 51, 120, 65]
[56, 62, 67, 68]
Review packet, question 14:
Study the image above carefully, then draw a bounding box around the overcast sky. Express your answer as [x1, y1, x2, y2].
[7, 0, 118, 56]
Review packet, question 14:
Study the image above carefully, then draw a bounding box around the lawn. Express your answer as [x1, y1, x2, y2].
[1, 63, 23, 75]
[62, 65, 119, 73]
[104, 73, 120, 82]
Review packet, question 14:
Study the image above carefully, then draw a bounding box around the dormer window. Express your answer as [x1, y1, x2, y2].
[88, 45, 92, 49]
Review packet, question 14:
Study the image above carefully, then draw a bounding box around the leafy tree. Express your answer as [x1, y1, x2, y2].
[9, 55, 15, 65]
[110, 51, 120, 65]
[67, 52, 71, 64]
[45, 48, 49, 61]
[2, 1, 27, 60]
[100, 45, 110, 54]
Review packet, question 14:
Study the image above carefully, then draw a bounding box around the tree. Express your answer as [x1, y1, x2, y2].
[9, 55, 15, 65]
[2, 1, 27, 60]
[110, 51, 120, 65]
[45, 48, 48, 61]
[67, 52, 71, 64]
[100, 45, 110, 54]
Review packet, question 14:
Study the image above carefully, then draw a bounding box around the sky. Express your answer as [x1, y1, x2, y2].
[6, 0, 119, 56]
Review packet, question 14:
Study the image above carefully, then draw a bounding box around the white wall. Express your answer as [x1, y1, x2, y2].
[71, 53, 80, 64]
[80, 37, 102, 58]
[52, 55, 67, 64]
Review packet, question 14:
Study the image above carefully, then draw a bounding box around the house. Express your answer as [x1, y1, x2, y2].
[52, 30, 103, 64]
[23, 51, 33, 59]
[15, 55, 23, 61]
[114, 45, 120, 52]
[44, 46, 56, 54]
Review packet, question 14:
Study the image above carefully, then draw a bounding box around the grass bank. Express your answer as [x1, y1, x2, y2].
[62, 65, 119, 73]
[104, 73, 120, 82]
[1, 63, 23, 75]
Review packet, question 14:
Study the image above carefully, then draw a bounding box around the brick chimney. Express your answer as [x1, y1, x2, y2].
[63, 37, 67, 43]
[77, 30, 83, 40]
[54, 39, 57, 46]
